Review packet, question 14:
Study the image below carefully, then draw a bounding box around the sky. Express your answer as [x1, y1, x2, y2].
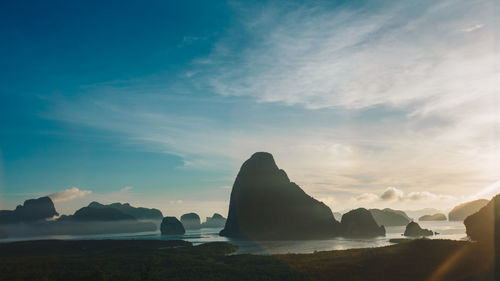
[0, 0, 498, 219]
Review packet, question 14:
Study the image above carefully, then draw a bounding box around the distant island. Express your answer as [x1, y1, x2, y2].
[0, 197, 58, 224]
[0, 198, 158, 238]
[403, 208, 443, 220]
[85, 201, 163, 221]
[418, 213, 447, 221]
[179, 212, 227, 229]
[201, 213, 226, 228]
[369, 208, 411, 226]
[180, 213, 201, 229]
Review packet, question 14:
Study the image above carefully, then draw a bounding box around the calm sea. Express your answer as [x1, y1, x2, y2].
[0, 220, 466, 255]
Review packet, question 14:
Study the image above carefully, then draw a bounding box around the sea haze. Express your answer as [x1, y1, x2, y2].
[0, 220, 466, 255]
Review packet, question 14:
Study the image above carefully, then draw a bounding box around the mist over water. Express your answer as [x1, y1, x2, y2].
[0, 221, 466, 255]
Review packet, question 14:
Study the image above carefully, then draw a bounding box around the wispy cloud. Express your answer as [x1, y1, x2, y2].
[204, 0, 497, 113]
[121, 186, 133, 192]
[43, 0, 498, 212]
[48, 187, 92, 203]
[357, 187, 454, 202]
[461, 24, 484, 32]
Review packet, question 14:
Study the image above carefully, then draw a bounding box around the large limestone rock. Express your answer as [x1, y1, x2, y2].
[87, 202, 163, 221]
[404, 222, 433, 237]
[419, 213, 446, 221]
[341, 208, 386, 237]
[448, 199, 489, 221]
[369, 208, 411, 226]
[0, 197, 58, 224]
[464, 194, 500, 244]
[161, 217, 185, 235]
[201, 213, 226, 228]
[180, 213, 201, 229]
[220, 152, 340, 240]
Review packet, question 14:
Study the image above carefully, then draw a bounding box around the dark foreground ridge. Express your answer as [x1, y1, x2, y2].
[220, 152, 341, 240]
[0, 239, 493, 281]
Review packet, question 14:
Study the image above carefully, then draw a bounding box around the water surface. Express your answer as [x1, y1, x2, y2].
[0, 221, 467, 255]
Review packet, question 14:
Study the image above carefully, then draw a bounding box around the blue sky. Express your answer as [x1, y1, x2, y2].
[0, 0, 498, 218]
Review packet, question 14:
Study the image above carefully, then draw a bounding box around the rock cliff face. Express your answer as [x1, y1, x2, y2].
[161, 217, 185, 235]
[341, 208, 386, 237]
[403, 222, 434, 237]
[419, 213, 446, 221]
[464, 194, 500, 244]
[180, 213, 201, 229]
[201, 213, 226, 228]
[369, 209, 411, 226]
[0, 197, 58, 224]
[87, 202, 163, 221]
[448, 199, 489, 221]
[220, 152, 340, 240]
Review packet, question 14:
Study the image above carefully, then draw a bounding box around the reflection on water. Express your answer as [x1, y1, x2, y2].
[0, 221, 467, 255]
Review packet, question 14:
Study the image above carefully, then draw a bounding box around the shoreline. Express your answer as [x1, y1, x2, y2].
[0, 238, 493, 281]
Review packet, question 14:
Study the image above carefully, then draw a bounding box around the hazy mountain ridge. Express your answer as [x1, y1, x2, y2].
[449, 199, 489, 221]
[369, 208, 411, 226]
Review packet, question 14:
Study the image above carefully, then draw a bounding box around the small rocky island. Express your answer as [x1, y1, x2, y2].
[180, 213, 201, 229]
[404, 221, 434, 237]
[342, 208, 386, 237]
[161, 217, 185, 235]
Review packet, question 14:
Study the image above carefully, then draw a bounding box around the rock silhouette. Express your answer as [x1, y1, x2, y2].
[87, 202, 163, 221]
[220, 152, 341, 240]
[180, 213, 201, 229]
[161, 217, 185, 235]
[404, 208, 442, 220]
[464, 194, 500, 244]
[69, 206, 136, 221]
[419, 213, 446, 221]
[369, 208, 411, 226]
[0, 197, 58, 224]
[341, 208, 385, 237]
[449, 199, 489, 221]
[404, 222, 433, 237]
[201, 213, 226, 228]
